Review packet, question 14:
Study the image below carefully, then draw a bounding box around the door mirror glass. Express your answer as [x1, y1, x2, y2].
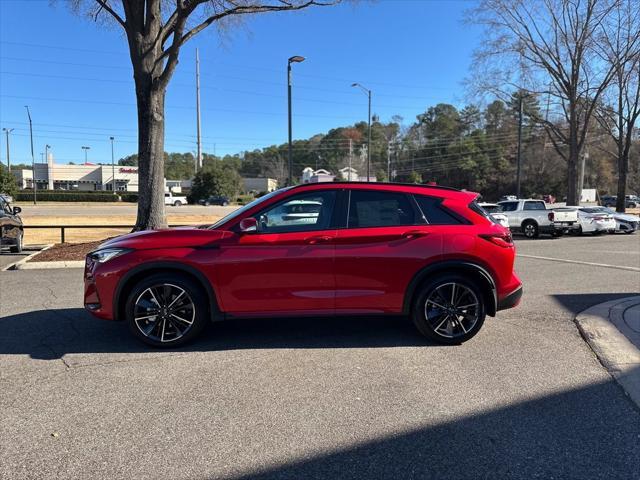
[12, 206, 22, 215]
[239, 217, 257, 233]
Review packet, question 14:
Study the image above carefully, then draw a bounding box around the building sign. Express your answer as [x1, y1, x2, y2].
[119, 168, 138, 174]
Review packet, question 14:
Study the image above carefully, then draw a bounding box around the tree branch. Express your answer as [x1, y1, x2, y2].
[93, 0, 126, 28]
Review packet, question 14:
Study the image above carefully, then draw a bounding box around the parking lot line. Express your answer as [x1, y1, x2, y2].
[517, 254, 640, 272]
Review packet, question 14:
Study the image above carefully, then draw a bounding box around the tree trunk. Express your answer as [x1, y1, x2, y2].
[566, 119, 580, 206]
[615, 146, 628, 213]
[134, 84, 167, 230]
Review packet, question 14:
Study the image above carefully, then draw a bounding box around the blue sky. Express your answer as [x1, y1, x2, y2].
[0, 0, 481, 165]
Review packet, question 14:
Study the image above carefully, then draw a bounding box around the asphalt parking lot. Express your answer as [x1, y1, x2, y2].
[0, 234, 639, 479]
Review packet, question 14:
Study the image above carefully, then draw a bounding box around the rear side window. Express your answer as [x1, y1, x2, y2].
[348, 190, 417, 228]
[499, 201, 518, 212]
[524, 201, 546, 211]
[414, 196, 464, 225]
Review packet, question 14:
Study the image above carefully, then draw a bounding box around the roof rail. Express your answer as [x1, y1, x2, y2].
[290, 181, 462, 192]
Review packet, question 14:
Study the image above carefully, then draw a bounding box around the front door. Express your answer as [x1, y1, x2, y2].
[215, 190, 338, 316]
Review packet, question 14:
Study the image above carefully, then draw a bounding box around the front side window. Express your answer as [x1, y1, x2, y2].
[348, 190, 417, 228]
[256, 191, 336, 233]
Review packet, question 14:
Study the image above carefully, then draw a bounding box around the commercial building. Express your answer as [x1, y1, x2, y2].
[13, 160, 140, 192]
[242, 177, 278, 193]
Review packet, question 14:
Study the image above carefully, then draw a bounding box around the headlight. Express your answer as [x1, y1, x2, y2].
[88, 248, 131, 264]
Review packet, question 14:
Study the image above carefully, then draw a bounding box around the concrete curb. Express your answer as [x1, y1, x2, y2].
[575, 296, 640, 409]
[15, 260, 85, 270]
[1, 244, 53, 271]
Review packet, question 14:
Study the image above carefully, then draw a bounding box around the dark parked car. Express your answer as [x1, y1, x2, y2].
[198, 195, 230, 206]
[601, 195, 638, 208]
[85, 182, 522, 348]
[0, 197, 23, 253]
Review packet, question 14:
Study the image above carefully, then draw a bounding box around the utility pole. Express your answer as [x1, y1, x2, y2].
[3, 128, 14, 171]
[110, 136, 116, 194]
[387, 141, 391, 182]
[24, 106, 36, 204]
[195, 48, 202, 172]
[516, 95, 523, 198]
[349, 139, 353, 181]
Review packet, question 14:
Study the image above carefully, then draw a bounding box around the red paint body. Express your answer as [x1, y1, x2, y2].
[84, 183, 522, 321]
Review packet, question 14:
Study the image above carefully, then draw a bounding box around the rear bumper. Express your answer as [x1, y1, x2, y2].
[497, 285, 523, 311]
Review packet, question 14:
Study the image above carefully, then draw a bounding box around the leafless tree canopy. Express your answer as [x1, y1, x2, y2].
[70, 0, 341, 230]
[468, 0, 638, 205]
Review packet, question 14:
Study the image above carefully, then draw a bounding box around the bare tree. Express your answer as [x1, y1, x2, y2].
[72, 0, 340, 230]
[469, 0, 620, 205]
[594, 0, 640, 211]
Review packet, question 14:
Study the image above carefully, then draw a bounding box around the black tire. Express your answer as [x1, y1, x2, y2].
[174, 200, 182, 207]
[624, 230, 635, 234]
[576, 225, 583, 236]
[551, 230, 563, 238]
[222, 201, 229, 206]
[9, 231, 23, 253]
[125, 273, 209, 348]
[522, 220, 539, 239]
[411, 274, 486, 345]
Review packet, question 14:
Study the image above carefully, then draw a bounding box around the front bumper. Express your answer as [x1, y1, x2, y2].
[497, 285, 523, 311]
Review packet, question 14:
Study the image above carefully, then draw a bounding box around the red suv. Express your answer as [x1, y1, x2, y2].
[84, 183, 522, 347]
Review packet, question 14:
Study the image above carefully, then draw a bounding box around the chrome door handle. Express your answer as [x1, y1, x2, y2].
[401, 230, 428, 239]
[305, 235, 333, 244]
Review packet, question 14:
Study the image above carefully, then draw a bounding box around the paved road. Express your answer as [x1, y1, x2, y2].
[0, 235, 639, 479]
[0, 251, 29, 270]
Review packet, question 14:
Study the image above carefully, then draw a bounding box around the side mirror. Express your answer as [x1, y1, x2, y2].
[239, 217, 257, 233]
[12, 206, 21, 215]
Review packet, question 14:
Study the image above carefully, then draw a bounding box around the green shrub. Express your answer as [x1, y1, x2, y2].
[119, 193, 139, 202]
[15, 191, 118, 202]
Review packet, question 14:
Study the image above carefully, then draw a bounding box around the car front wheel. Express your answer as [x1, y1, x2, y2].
[125, 274, 209, 347]
[9, 231, 23, 253]
[412, 275, 486, 345]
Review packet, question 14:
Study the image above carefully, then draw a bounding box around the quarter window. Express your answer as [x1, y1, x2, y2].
[414, 196, 464, 225]
[255, 191, 336, 233]
[348, 190, 417, 228]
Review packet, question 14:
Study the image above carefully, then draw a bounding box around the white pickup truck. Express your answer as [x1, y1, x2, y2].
[164, 192, 188, 206]
[497, 199, 578, 238]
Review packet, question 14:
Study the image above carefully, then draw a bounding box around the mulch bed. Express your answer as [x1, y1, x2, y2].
[30, 240, 106, 262]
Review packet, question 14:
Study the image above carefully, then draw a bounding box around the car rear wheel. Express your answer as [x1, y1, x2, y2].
[9, 232, 23, 253]
[174, 200, 182, 207]
[125, 274, 209, 347]
[412, 275, 486, 345]
[522, 220, 539, 239]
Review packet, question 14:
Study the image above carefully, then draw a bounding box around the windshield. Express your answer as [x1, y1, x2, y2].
[208, 188, 291, 229]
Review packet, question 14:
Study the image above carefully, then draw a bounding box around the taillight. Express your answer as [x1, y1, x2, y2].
[548, 212, 554, 221]
[479, 232, 513, 248]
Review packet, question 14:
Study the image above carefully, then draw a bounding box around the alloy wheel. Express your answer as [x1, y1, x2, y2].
[524, 224, 536, 238]
[424, 282, 480, 339]
[133, 283, 195, 343]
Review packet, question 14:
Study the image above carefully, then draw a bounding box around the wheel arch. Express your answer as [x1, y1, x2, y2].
[113, 261, 224, 323]
[403, 261, 497, 317]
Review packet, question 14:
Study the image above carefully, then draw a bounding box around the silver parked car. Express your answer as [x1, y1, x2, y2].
[586, 206, 638, 234]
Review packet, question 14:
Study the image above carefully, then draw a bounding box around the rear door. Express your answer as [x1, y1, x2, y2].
[333, 189, 443, 314]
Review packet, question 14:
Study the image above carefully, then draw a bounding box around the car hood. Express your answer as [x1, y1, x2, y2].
[97, 227, 226, 251]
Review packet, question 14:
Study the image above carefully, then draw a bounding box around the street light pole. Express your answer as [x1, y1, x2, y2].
[352, 83, 372, 181]
[110, 137, 116, 194]
[82, 146, 90, 165]
[2, 127, 13, 172]
[24, 106, 36, 204]
[287, 55, 305, 186]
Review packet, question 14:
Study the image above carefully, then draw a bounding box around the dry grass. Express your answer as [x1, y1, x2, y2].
[22, 214, 221, 244]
